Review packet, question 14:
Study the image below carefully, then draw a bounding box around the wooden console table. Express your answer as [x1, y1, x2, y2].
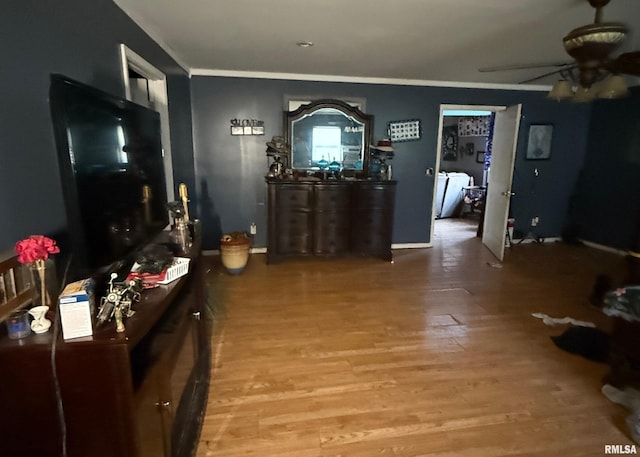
[0, 223, 210, 457]
[266, 179, 397, 263]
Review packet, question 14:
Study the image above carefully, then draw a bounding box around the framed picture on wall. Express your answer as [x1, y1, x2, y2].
[388, 119, 421, 142]
[526, 124, 553, 160]
[442, 125, 458, 161]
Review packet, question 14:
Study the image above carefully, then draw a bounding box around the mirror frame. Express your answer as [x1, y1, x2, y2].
[284, 99, 373, 176]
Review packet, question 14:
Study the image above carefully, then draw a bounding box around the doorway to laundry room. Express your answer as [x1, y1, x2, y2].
[431, 104, 522, 261]
[433, 107, 493, 242]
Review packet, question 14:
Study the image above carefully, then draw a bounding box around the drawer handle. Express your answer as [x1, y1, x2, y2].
[156, 401, 171, 411]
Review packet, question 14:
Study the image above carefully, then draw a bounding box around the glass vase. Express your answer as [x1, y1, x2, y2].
[30, 259, 58, 309]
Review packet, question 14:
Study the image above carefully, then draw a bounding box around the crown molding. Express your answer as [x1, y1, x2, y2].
[189, 68, 552, 92]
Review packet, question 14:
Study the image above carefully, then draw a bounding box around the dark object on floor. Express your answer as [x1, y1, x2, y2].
[551, 325, 610, 363]
[590, 274, 613, 308]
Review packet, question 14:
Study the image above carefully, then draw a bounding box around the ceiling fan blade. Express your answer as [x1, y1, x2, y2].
[610, 51, 640, 76]
[478, 62, 574, 73]
[518, 65, 579, 84]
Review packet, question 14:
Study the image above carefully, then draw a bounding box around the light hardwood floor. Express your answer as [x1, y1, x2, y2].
[197, 222, 634, 456]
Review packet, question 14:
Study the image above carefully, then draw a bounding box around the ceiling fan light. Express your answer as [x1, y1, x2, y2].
[572, 85, 598, 103]
[547, 80, 575, 101]
[563, 23, 628, 61]
[563, 23, 628, 50]
[598, 75, 629, 99]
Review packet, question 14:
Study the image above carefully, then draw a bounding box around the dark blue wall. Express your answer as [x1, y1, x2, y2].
[0, 0, 194, 256]
[3, 0, 636, 257]
[569, 87, 640, 249]
[190, 76, 593, 249]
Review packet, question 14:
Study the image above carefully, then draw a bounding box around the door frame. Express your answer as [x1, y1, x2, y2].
[119, 44, 175, 202]
[430, 104, 506, 245]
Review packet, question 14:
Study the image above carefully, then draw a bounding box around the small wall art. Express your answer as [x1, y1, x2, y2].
[525, 124, 553, 160]
[388, 119, 421, 142]
[230, 118, 265, 136]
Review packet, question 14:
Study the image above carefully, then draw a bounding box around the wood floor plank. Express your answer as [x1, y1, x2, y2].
[197, 219, 635, 456]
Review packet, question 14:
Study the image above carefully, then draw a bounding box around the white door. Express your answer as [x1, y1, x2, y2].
[482, 104, 522, 261]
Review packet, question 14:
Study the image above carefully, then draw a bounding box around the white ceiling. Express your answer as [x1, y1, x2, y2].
[113, 0, 640, 88]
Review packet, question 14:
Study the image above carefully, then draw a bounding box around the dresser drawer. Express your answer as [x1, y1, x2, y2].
[277, 233, 312, 254]
[314, 231, 350, 255]
[353, 184, 396, 209]
[314, 211, 349, 232]
[277, 211, 311, 235]
[277, 186, 312, 209]
[314, 185, 350, 210]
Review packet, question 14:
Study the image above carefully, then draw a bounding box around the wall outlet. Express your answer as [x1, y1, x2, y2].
[531, 217, 539, 227]
[250, 222, 257, 235]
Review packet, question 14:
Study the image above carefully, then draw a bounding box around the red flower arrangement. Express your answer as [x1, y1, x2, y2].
[15, 235, 60, 307]
[15, 235, 60, 265]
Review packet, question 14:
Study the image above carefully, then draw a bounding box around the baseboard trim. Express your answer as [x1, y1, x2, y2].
[511, 236, 562, 245]
[391, 243, 432, 249]
[579, 240, 627, 256]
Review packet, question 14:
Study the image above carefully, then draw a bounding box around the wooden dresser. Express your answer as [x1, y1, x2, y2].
[266, 179, 396, 263]
[0, 224, 210, 457]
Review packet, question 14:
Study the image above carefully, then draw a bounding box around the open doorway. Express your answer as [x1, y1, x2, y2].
[119, 44, 175, 201]
[433, 106, 497, 242]
[431, 104, 522, 261]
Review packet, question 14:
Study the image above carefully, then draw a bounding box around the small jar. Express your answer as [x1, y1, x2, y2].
[170, 219, 192, 255]
[6, 309, 31, 339]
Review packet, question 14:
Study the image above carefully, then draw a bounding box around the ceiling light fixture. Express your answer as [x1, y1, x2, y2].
[547, 80, 575, 101]
[598, 74, 629, 99]
[557, 0, 629, 95]
[296, 41, 314, 48]
[572, 85, 599, 103]
[547, 0, 631, 106]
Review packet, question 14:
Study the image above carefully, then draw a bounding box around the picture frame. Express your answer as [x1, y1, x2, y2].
[230, 118, 265, 136]
[461, 142, 474, 156]
[388, 119, 421, 142]
[526, 124, 553, 160]
[476, 151, 485, 164]
[442, 125, 458, 161]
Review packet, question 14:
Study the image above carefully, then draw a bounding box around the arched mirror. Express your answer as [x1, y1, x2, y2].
[285, 99, 373, 175]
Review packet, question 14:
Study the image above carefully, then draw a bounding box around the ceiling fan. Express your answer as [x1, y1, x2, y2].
[480, 0, 640, 98]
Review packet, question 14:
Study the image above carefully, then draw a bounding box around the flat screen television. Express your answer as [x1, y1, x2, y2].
[49, 74, 169, 281]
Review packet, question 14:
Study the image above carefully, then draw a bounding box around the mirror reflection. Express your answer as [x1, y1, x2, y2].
[286, 100, 372, 174]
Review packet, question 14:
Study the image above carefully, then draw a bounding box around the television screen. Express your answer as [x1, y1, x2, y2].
[49, 74, 169, 280]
